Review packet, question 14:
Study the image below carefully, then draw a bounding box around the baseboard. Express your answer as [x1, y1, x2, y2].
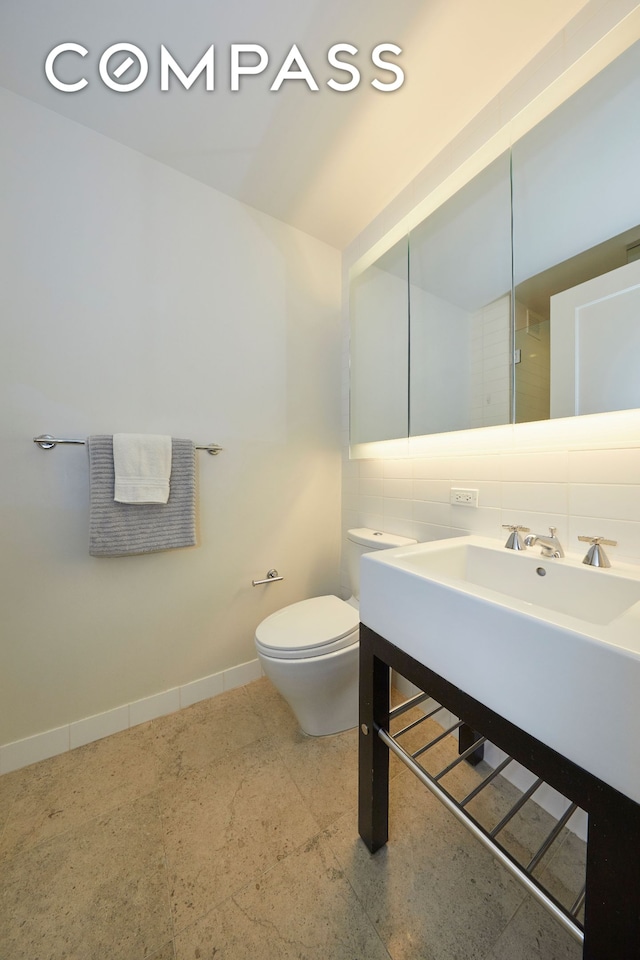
[0, 658, 263, 776]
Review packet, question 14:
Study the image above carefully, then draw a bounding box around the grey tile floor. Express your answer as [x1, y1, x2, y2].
[0, 678, 585, 959]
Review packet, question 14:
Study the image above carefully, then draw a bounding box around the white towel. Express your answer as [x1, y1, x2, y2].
[113, 433, 172, 504]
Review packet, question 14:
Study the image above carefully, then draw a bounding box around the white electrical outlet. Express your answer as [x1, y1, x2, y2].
[450, 487, 479, 507]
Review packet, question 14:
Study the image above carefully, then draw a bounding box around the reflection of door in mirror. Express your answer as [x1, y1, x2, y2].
[512, 40, 640, 424]
[550, 258, 640, 418]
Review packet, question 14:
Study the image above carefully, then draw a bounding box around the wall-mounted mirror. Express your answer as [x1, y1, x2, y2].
[349, 38, 640, 447]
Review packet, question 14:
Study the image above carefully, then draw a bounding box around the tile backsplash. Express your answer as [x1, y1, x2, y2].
[342, 422, 640, 588]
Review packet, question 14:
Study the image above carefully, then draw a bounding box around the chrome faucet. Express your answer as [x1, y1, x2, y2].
[578, 535, 617, 568]
[524, 526, 564, 558]
[502, 524, 530, 550]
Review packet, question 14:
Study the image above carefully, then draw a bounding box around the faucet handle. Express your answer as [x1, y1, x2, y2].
[502, 524, 530, 551]
[578, 536, 617, 568]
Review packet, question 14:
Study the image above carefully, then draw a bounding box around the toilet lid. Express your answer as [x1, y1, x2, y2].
[255, 595, 359, 656]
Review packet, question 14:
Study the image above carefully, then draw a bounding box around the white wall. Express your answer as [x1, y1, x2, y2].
[0, 88, 342, 755]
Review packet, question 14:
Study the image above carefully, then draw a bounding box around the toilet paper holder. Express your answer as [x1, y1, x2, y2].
[252, 569, 284, 586]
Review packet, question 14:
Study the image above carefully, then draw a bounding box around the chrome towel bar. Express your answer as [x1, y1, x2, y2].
[33, 434, 223, 455]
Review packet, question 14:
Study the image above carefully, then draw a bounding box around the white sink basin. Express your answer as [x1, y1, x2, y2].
[360, 535, 640, 804]
[395, 539, 640, 625]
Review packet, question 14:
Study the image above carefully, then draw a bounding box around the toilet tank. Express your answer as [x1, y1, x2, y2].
[346, 528, 417, 600]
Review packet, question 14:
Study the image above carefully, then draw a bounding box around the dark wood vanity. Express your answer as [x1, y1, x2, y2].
[358, 623, 640, 959]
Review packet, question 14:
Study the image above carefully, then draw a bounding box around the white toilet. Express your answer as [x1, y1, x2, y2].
[254, 528, 416, 736]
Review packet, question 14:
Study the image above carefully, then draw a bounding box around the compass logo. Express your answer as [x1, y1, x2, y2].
[44, 42, 405, 93]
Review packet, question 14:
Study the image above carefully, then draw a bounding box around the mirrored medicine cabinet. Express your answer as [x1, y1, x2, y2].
[349, 39, 640, 446]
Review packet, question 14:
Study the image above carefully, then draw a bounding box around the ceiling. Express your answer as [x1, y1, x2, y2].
[0, 0, 588, 248]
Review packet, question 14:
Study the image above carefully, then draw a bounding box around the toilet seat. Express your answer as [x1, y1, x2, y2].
[255, 595, 359, 660]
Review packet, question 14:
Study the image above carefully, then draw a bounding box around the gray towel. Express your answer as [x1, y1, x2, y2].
[88, 435, 196, 557]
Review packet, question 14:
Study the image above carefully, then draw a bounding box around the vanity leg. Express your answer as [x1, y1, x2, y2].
[358, 625, 390, 854]
[582, 790, 640, 959]
[458, 723, 485, 765]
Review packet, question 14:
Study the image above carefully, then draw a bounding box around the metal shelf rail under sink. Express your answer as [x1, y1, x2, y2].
[381, 689, 585, 942]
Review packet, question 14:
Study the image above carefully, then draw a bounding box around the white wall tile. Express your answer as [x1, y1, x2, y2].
[501, 481, 568, 515]
[447, 455, 503, 481]
[347, 443, 640, 572]
[342, 476, 360, 498]
[411, 457, 460, 480]
[359, 460, 384, 479]
[450, 505, 502, 538]
[501, 451, 569, 483]
[569, 484, 640, 523]
[359, 495, 384, 519]
[383, 478, 414, 499]
[383, 459, 413, 479]
[342, 457, 360, 479]
[411, 459, 435, 480]
[413, 521, 459, 543]
[379, 517, 420, 541]
[360, 478, 384, 498]
[384, 498, 414, 521]
[568, 447, 640, 484]
[342, 493, 360, 514]
[413, 500, 452, 527]
[413, 479, 451, 503]
[342, 510, 360, 536]
[359, 509, 385, 531]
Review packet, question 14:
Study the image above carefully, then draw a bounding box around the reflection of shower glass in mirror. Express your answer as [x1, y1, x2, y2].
[514, 310, 550, 423]
[512, 40, 640, 422]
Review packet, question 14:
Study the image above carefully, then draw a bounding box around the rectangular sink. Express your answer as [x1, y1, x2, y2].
[395, 539, 640, 625]
[360, 535, 640, 804]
